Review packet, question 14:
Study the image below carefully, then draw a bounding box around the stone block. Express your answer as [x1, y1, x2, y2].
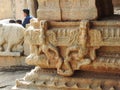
[37, 0, 61, 21]
[60, 0, 98, 20]
[37, 0, 113, 21]
[0, 56, 26, 67]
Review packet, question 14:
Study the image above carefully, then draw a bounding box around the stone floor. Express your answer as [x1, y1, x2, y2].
[0, 71, 28, 90]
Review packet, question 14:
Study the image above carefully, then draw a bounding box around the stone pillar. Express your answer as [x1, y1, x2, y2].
[0, 0, 13, 19]
[27, 0, 35, 17]
[15, 0, 38, 19]
[14, 0, 26, 20]
[24, 0, 28, 8]
[26, 0, 38, 17]
[14, 0, 120, 90]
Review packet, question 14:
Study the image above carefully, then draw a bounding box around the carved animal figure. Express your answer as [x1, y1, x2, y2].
[26, 20, 60, 65]
[0, 24, 25, 52]
[57, 20, 91, 76]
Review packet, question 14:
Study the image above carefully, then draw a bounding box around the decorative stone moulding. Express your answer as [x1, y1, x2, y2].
[37, 0, 113, 21]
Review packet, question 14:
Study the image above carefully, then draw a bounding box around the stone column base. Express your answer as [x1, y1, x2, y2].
[13, 67, 120, 90]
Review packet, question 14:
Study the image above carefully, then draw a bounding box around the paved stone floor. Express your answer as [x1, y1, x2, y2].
[0, 71, 28, 90]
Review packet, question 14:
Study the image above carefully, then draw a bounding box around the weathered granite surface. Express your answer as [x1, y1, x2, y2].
[37, 0, 113, 21]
